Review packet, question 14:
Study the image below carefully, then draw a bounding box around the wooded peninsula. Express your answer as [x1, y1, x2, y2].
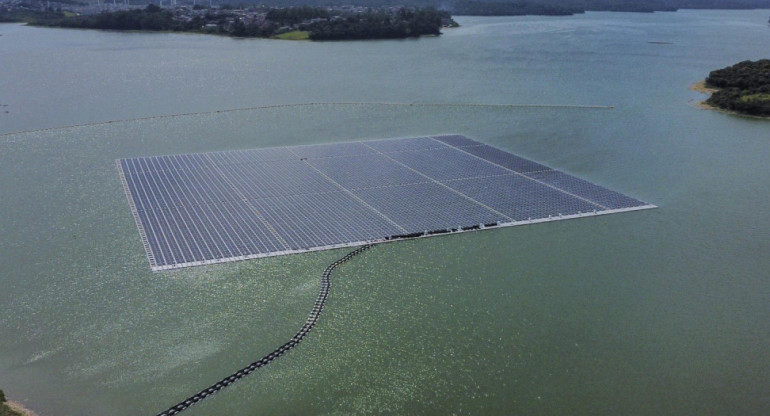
[699, 59, 770, 117]
[1, 4, 457, 40]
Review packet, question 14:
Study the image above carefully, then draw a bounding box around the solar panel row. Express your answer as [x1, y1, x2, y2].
[117, 135, 655, 270]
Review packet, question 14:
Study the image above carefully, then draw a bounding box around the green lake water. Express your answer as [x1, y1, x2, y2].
[1, 10, 769, 416]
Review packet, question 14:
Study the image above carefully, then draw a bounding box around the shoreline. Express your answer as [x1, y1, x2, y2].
[7, 400, 41, 416]
[689, 80, 770, 119]
[689, 81, 720, 111]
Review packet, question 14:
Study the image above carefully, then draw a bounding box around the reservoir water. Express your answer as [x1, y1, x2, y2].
[1, 10, 769, 416]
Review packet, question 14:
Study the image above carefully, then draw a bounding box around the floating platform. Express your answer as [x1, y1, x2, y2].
[117, 135, 655, 271]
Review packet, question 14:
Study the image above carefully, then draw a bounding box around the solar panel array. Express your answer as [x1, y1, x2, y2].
[117, 135, 655, 270]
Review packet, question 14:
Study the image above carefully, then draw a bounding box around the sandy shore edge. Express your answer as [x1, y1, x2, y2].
[689, 80, 720, 110]
[690, 80, 719, 94]
[7, 401, 41, 416]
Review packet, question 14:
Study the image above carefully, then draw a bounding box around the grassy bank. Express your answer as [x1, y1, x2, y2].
[274, 30, 310, 40]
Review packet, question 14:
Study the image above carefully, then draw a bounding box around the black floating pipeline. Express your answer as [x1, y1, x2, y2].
[153, 244, 372, 416]
[424, 228, 451, 236]
[386, 231, 426, 241]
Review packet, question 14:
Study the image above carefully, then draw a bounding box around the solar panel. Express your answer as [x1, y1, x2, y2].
[352, 182, 507, 232]
[214, 158, 340, 200]
[445, 174, 600, 221]
[432, 134, 485, 148]
[384, 147, 511, 181]
[117, 135, 656, 271]
[251, 192, 402, 250]
[306, 153, 429, 190]
[459, 144, 550, 173]
[364, 136, 446, 153]
[525, 170, 649, 210]
[291, 142, 376, 159]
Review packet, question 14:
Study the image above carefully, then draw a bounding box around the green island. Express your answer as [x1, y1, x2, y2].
[0, 4, 457, 40]
[696, 59, 770, 118]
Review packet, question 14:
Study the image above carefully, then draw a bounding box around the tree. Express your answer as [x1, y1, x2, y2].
[144, 3, 162, 13]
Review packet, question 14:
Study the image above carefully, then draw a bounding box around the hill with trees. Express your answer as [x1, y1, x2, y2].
[34, 4, 181, 31]
[307, 8, 445, 40]
[703, 60, 770, 117]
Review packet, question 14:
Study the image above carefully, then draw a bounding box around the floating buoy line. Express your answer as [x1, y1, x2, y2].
[154, 244, 372, 416]
[0, 101, 613, 138]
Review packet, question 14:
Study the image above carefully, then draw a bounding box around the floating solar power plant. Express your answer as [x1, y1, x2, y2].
[117, 135, 656, 271]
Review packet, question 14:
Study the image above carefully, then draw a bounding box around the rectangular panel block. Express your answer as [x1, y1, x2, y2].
[291, 142, 377, 159]
[431, 134, 484, 148]
[306, 153, 429, 190]
[384, 147, 511, 181]
[445, 174, 600, 221]
[215, 158, 340, 200]
[352, 182, 508, 233]
[525, 170, 649, 210]
[117, 135, 655, 270]
[251, 192, 403, 251]
[458, 144, 551, 173]
[364, 136, 445, 153]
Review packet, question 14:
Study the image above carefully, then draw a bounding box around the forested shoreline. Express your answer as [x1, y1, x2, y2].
[307, 8, 447, 39]
[3, 5, 455, 40]
[703, 60, 770, 117]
